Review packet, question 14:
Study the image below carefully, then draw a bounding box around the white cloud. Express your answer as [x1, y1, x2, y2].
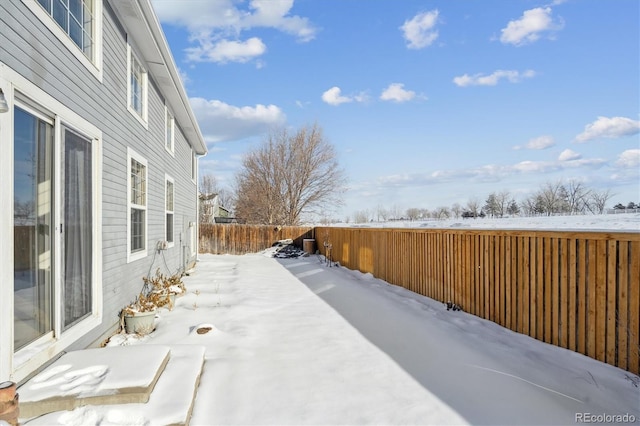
[186, 37, 266, 63]
[453, 70, 535, 87]
[321, 87, 352, 106]
[321, 87, 369, 106]
[376, 156, 606, 187]
[511, 160, 559, 174]
[575, 116, 640, 142]
[558, 149, 581, 161]
[500, 7, 564, 46]
[380, 83, 416, 103]
[353, 92, 371, 103]
[151, 0, 316, 64]
[189, 97, 286, 143]
[616, 149, 640, 168]
[400, 10, 439, 49]
[246, 0, 316, 41]
[514, 135, 555, 150]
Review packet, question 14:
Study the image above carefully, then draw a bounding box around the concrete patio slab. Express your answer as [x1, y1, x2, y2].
[22, 345, 205, 426]
[18, 345, 170, 419]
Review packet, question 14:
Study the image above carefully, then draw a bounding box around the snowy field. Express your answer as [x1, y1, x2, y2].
[338, 212, 640, 232]
[21, 213, 639, 425]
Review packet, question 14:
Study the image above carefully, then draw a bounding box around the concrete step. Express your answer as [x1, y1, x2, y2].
[19, 345, 205, 426]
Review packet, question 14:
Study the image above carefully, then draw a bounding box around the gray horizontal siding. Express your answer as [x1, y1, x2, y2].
[1, 0, 201, 349]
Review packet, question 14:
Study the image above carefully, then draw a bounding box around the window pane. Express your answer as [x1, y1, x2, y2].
[14, 107, 54, 350]
[130, 55, 144, 115]
[69, 18, 82, 49]
[53, 0, 68, 31]
[62, 129, 93, 329]
[166, 213, 173, 243]
[130, 159, 146, 205]
[83, 3, 93, 56]
[83, 30, 93, 58]
[131, 209, 145, 251]
[165, 112, 172, 150]
[166, 181, 174, 211]
[69, 0, 82, 21]
[38, 0, 52, 13]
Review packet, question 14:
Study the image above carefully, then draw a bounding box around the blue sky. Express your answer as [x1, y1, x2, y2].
[151, 0, 639, 219]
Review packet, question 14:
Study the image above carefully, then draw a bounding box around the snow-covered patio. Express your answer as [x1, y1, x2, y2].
[20, 248, 640, 425]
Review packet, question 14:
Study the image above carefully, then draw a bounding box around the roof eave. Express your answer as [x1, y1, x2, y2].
[108, 0, 207, 155]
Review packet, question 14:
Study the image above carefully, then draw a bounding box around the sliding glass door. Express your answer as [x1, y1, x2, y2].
[13, 107, 54, 350]
[13, 108, 94, 349]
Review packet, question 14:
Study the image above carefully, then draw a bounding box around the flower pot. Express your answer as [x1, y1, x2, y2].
[0, 381, 19, 425]
[124, 309, 157, 335]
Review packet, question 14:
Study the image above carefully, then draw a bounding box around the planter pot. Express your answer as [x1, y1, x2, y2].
[124, 310, 157, 335]
[0, 381, 19, 425]
[167, 292, 186, 309]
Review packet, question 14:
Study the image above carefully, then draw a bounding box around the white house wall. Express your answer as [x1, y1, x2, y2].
[0, 0, 204, 382]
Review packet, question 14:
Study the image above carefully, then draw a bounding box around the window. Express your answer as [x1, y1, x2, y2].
[25, 0, 102, 79]
[165, 176, 174, 246]
[37, 0, 94, 59]
[165, 106, 174, 154]
[127, 148, 147, 261]
[127, 44, 147, 125]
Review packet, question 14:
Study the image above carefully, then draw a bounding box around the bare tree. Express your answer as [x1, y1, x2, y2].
[520, 196, 536, 216]
[432, 206, 450, 220]
[495, 191, 511, 218]
[389, 204, 403, 220]
[199, 173, 217, 196]
[588, 188, 614, 214]
[376, 205, 389, 222]
[234, 124, 347, 225]
[466, 198, 481, 218]
[406, 208, 421, 221]
[450, 203, 462, 219]
[537, 181, 569, 215]
[565, 180, 590, 214]
[353, 209, 371, 223]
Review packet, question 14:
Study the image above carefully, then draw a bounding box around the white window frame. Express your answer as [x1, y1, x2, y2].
[165, 175, 175, 248]
[22, 0, 103, 81]
[0, 66, 103, 383]
[127, 148, 148, 262]
[127, 44, 148, 127]
[165, 105, 175, 155]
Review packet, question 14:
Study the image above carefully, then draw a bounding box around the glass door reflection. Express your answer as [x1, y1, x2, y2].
[13, 106, 54, 350]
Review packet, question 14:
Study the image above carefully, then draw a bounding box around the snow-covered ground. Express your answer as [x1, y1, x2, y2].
[338, 212, 640, 232]
[20, 214, 640, 425]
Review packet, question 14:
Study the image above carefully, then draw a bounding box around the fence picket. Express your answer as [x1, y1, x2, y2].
[606, 240, 617, 365]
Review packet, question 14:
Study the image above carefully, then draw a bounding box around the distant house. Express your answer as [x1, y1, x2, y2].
[200, 193, 236, 224]
[0, 0, 207, 383]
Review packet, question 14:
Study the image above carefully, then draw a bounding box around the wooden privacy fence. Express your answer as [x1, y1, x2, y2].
[314, 227, 640, 374]
[199, 224, 314, 255]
